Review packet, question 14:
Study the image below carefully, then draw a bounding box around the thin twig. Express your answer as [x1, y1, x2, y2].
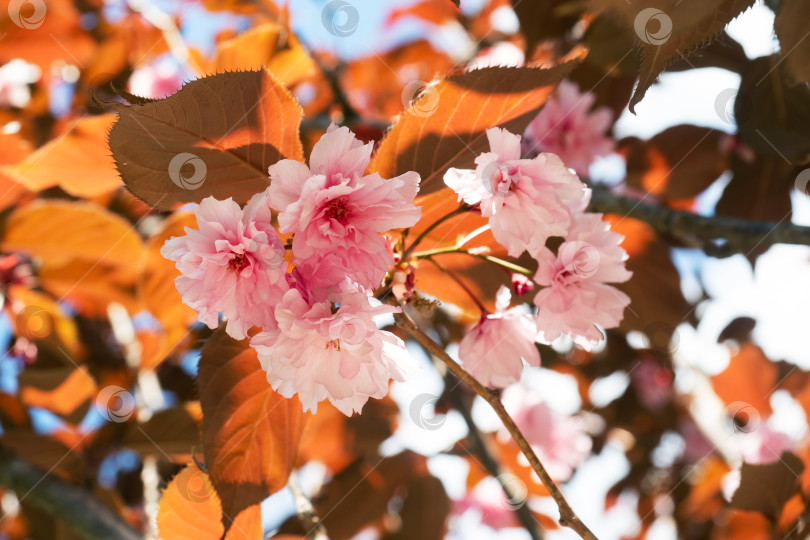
[426, 339, 544, 539]
[401, 205, 470, 262]
[394, 310, 599, 540]
[288, 472, 329, 540]
[0, 445, 143, 540]
[588, 184, 810, 253]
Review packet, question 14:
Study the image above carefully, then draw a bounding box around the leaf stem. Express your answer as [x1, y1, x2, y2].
[412, 247, 535, 277]
[393, 309, 599, 540]
[401, 205, 470, 262]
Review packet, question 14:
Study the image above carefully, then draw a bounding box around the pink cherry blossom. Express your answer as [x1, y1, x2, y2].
[523, 80, 615, 176]
[631, 357, 674, 411]
[268, 124, 421, 292]
[458, 286, 540, 388]
[444, 127, 586, 256]
[128, 57, 184, 99]
[453, 477, 518, 530]
[161, 192, 287, 340]
[250, 287, 414, 415]
[740, 424, 796, 465]
[501, 383, 591, 481]
[533, 212, 632, 349]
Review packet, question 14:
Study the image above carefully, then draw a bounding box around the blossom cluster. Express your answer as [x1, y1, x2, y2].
[446, 126, 630, 388]
[162, 87, 628, 414]
[163, 125, 421, 415]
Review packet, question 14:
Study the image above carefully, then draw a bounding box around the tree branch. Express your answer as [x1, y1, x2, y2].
[0, 445, 142, 540]
[394, 310, 599, 540]
[588, 184, 810, 253]
[288, 472, 329, 540]
[440, 368, 545, 540]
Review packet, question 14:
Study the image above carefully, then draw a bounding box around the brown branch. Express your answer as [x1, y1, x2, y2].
[394, 310, 599, 540]
[0, 445, 142, 540]
[288, 472, 329, 540]
[440, 367, 545, 540]
[588, 184, 810, 254]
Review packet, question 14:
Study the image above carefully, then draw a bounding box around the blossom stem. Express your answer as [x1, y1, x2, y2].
[393, 309, 600, 540]
[412, 247, 535, 277]
[401, 205, 470, 262]
[472, 254, 534, 277]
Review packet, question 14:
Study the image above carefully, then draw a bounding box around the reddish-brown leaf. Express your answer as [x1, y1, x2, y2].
[621, 125, 728, 200]
[735, 56, 810, 161]
[123, 406, 200, 457]
[371, 61, 581, 197]
[730, 452, 804, 520]
[585, 0, 755, 112]
[773, 0, 810, 84]
[315, 451, 429, 539]
[109, 70, 303, 210]
[197, 328, 307, 527]
[605, 216, 689, 340]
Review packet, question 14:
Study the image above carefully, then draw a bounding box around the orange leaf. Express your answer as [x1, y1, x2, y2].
[109, 70, 303, 210]
[3, 200, 143, 268]
[213, 23, 283, 72]
[2, 201, 143, 316]
[19, 367, 96, 421]
[0, 0, 96, 69]
[407, 188, 521, 318]
[712, 343, 777, 418]
[6, 115, 121, 198]
[139, 211, 197, 337]
[157, 463, 224, 540]
[8, 285, 81, 357]
[226, 506, 263, 540]
[198, 328, 307, 527]
[342, 40, 455, 122]
[371, 61, 581, 197]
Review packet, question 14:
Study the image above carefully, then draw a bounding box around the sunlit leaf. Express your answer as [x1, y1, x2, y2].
[109, 70, 303, 210]
[198, 328, 307, 528]
[372, 61, 582, 197]
[5, 115, 121, 198]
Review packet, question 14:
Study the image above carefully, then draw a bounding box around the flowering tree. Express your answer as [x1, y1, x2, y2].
[1, 0, 810, 539]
